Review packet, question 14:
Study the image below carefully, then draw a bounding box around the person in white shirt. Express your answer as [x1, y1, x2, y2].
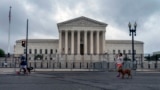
[115, 53, 124, 77]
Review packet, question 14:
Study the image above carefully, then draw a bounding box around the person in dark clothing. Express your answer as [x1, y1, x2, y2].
[19, 55, 28, 74]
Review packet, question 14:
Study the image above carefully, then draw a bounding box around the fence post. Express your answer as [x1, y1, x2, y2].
[41, 62, 43, 68]
[29, 62, 31, 67]
[53, 62, 55, 69]
[80, 62, 81, 69]
[141, 54, 143, 68]
[66, 62, 68, 68]
[59, 62, 61, 68]
[34, 61, 37, 68]
[47, 62, 48, 68]
[148, 54, 150, 69]
[155, 55, 158, 69]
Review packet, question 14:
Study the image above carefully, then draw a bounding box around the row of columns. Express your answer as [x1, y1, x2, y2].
[59, 30, 105, 54]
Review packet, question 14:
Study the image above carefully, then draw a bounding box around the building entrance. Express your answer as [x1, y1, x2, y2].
[80, 44, 84, 55]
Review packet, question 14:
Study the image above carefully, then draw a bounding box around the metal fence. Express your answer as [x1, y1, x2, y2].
[0, 54, 160, 71]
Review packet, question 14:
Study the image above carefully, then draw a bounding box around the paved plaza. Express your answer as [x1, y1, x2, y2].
[0, 68, 160, 90]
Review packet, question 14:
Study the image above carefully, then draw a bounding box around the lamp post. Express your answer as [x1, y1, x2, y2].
[128, 22, 137, 70]
[26, 19, 29, 67]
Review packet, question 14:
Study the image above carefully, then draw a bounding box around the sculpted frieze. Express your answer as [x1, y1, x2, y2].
[65, 19, 100, 26]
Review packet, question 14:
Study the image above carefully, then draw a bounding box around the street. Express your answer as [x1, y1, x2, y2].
[0, 70, 160, 90]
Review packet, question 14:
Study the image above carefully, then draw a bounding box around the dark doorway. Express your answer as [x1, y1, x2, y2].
[80, 44, 84, 55]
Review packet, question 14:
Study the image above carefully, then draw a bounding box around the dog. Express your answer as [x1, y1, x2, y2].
[17, 67, 33, 75]
[24, 67, 33, 74]
[118, 68, 132, 79]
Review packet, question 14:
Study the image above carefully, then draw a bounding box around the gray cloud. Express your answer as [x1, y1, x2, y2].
[0, 0, 160, 54]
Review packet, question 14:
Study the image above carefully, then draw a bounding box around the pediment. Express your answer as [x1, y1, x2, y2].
[57, 16, 107, 27]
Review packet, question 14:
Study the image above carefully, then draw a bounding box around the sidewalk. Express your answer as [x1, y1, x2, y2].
[0, 68, 160, 74]
[0, 68, 16, 74]
[136, 68, 160, 72]
[0, 68, 101, 74]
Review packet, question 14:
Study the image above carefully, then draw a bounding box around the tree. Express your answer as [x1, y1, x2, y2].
[34, 54, 43, 60]
[0, 49, 5, 57]
[123, 56, 131, 61]
[144, 54, 160, 61]
[123, 54, 131, 61]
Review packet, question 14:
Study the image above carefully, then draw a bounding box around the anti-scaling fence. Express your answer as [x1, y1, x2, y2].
[0, 54, 160, 71]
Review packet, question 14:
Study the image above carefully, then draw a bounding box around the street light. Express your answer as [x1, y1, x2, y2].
[128, 22, 137, 70]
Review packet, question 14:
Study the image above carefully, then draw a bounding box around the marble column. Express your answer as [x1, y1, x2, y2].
[71, 31, 74, 54]
[102, 31, 105, 54]
[90, 31, 93, 54]
[84, 31, 87, 54]
[77, 31, 80, 54]
[65, 31, 68, 54]
[59, 30, 62, 54]
[96, 31, 99, 54]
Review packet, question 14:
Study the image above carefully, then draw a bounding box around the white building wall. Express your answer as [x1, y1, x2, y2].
[105, 41, 143, 54]
[14, 39, 143, 55]
[14, 40, 59, 55]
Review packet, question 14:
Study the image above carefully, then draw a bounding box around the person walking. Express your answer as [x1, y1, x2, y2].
[115, 53, 124, 77]
[19, 55, 28, 74]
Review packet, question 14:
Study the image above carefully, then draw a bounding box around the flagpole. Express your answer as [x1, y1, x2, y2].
[8, 6, 12, 57]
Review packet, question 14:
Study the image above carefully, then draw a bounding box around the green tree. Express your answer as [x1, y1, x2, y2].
[123, 56, 131, 61]
[34, 54, 43, 60]
[0, 49, 5, 57]
[144, 54, 160, 61]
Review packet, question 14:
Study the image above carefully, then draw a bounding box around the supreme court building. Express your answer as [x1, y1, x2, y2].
[14, 16, 144, 64]
[58, 16, 106, 55]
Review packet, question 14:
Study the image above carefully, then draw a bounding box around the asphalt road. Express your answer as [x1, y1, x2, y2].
[0, 71, 160, 90]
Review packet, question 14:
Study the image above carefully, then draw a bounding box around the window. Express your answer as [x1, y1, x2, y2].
[50, 49, 53, 54]
[123, 50, 126, 54]
[40, 49, 42, 54]
[128, 50, 131, 54]
[113, 50, 115, 54]
[118, 50, 120, 53]
[35, 49, 37, 54]
[45, 49, 47, 54]
[29, 49, 32, 54]
[55, 49, 57, 53]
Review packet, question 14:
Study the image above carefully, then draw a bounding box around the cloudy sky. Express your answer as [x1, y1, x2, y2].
[0, 0, 160, 54]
